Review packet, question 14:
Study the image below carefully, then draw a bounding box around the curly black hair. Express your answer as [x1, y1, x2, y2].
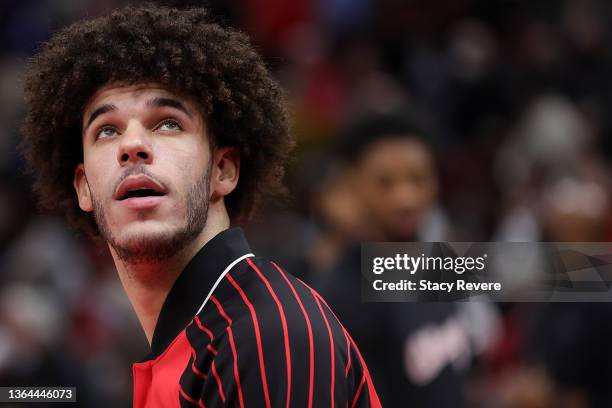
[21, 4, 292, 237]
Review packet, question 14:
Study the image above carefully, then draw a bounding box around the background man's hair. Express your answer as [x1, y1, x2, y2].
[21, 3, 293, 237]
[334, 109, 437, 164]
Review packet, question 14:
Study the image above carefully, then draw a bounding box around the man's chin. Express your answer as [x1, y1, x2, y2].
[107, 224, 196, 264]
[117, 221, 173, 240]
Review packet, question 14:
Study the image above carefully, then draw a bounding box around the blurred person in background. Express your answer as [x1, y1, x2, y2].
[314, 110, 473, 407]
[522, 175, 612, 408]
[489, 173, 612, 408]
[483, 87, 612, 407]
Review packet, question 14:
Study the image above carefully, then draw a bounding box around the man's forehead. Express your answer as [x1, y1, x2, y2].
[83, 83, 195, 111]
[358, 136, 435, 171]
[361, 136, 431, 160]
[83, 83, 196, 118]
[86, 83, 178, 106]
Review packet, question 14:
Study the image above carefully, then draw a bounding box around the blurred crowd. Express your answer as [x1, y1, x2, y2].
[2, 0, 612, 406]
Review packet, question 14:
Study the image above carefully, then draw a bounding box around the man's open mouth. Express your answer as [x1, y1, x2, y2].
[115, 175, 168, 201]
[119, 188, 166, 200]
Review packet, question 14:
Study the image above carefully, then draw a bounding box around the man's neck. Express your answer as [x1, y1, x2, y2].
[111, 213, 229, 345]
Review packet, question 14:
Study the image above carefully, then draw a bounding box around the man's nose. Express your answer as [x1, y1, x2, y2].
[117, 123, 153, 165]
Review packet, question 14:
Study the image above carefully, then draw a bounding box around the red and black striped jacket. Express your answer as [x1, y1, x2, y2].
[133, 227, 381, 407]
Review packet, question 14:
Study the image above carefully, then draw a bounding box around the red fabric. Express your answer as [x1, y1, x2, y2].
[133, 330, 192, 408]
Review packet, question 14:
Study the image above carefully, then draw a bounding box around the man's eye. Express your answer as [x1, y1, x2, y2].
[96, 126, 118, 139]
[156, 119, 182, 132]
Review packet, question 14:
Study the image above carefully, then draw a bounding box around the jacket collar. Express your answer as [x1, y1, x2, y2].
[150, 227, 252, 356]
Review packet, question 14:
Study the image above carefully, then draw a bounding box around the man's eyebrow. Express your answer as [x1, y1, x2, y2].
[85, 104, 116, 129]
[146, 97, 193, 118]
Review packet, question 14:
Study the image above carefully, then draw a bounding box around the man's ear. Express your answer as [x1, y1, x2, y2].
[73, 164, 94, 212]
[210, 147, 240, 201]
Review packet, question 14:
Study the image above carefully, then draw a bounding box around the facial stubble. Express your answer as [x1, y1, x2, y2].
[92, 163, 212, 265]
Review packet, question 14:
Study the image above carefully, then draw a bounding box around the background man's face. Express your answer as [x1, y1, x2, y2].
[74, 84, 212, 262]
[354, 137, 438, 241]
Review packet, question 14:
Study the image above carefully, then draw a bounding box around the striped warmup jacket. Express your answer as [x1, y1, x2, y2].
[133, 227, 381, 407]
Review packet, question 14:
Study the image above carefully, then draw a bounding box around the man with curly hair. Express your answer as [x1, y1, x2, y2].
[21, 5, 380, 408]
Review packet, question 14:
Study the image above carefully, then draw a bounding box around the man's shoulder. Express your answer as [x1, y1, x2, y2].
[211, 256, 347, 348]
[193, 256, 382, 407]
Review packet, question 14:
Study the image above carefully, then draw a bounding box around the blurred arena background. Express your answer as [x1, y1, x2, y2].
[2, 0, 612, 406]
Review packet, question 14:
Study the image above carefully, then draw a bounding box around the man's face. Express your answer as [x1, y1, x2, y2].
[74, 84, 212, 263]
[354, 137, 438, 241]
